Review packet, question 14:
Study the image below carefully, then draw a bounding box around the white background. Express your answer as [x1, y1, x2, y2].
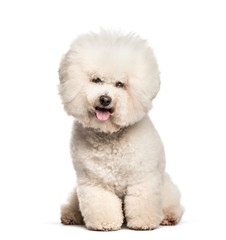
[0, 0, 225, 239]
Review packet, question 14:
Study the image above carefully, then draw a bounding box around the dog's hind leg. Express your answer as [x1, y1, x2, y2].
[61, 187, 84, 225]
[161, 173, 184, 225]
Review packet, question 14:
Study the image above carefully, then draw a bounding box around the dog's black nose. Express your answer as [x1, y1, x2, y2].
[99, 95, 111, 106]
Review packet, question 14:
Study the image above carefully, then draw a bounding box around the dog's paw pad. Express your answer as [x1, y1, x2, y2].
[61, 216, 77, 225]
[161, 205, 184, 226]
[61, 211, 84, 225]
[161, 216, 178, 226]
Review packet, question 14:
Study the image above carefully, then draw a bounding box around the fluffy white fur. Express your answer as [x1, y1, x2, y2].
[59, 29, 184, 231]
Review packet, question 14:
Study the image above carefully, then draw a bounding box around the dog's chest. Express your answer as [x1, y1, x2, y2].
[78, 130, 137, 195]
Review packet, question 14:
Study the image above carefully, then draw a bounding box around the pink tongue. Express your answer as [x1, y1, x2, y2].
[96, 109, 110, 121]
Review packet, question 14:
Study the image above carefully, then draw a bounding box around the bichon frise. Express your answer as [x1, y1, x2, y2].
[59, 30, 184, 231]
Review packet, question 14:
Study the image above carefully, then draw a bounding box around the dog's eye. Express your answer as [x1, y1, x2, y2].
[92, 78, 102, 83]
[115, 81, 124, 88]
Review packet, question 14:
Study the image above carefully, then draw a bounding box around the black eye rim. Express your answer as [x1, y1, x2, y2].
[115, 81, 124, 88]
[92, 77, 102, 83]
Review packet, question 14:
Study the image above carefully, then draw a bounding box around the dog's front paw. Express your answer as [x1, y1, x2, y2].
[85, 212, 123, 231]
[85, 214, 123, 231]
[127, 216, 161, 230]
[87, 221, 122, 231]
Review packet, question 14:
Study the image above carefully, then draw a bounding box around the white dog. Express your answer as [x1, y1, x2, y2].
[59, 30, 184, 231]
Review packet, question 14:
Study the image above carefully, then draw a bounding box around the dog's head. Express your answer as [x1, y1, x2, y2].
[59, 30, 160, 133]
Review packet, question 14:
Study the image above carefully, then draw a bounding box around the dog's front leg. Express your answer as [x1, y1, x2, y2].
[78, 184, 123, 231]
[125, 173, 163, 230]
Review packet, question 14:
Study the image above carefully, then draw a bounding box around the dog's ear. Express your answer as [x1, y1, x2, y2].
[58, 50, 77, 104]
[132, 46, 161, 102]
[59, 52, 71, 83]
[149, 74, 160, 100]
[59, 54, 66, 83]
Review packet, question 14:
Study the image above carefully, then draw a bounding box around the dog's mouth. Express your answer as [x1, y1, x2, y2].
[95, 107, 113, 121]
